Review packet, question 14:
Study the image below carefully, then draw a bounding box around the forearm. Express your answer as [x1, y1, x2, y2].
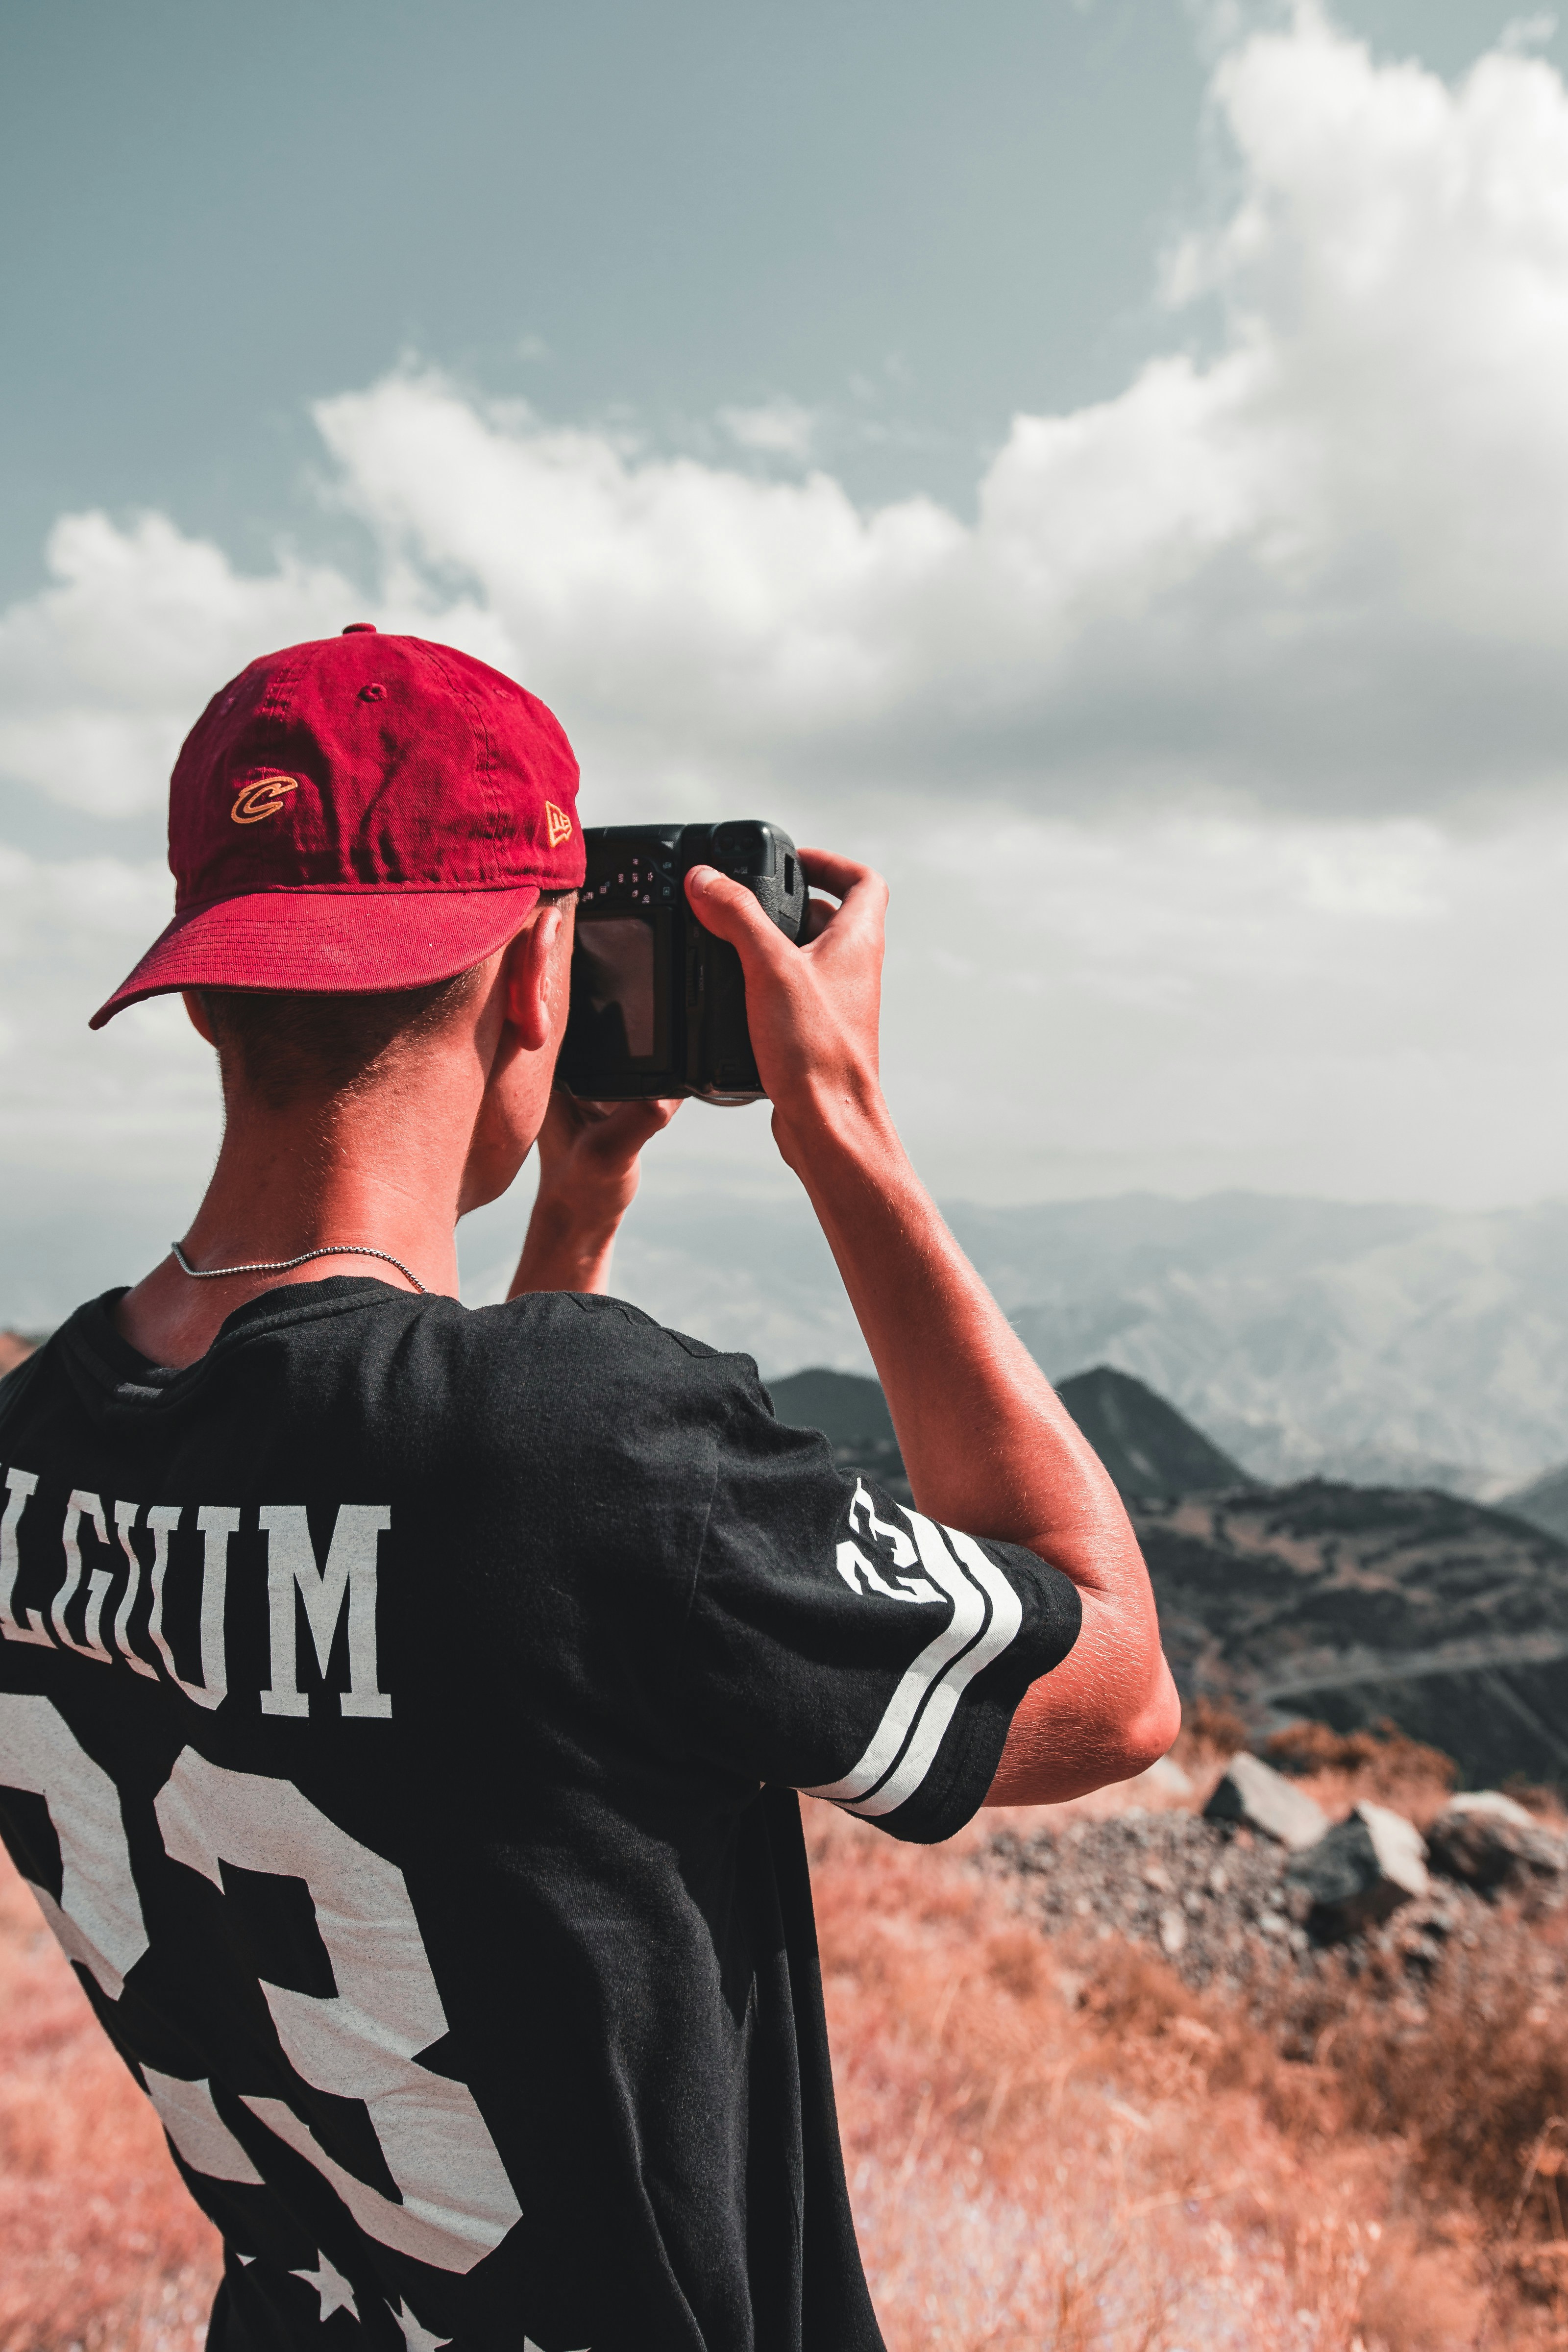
[782, 1090, 1176, 1793]
[507, 1192, 620, 1297]
[507, 1097, 678, 1298]
[778, 1089, 1144, 1600]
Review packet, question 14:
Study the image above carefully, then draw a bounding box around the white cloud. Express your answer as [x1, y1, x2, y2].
[8, 8, 1568, 819]
[304, 5, 1568, 812]
[717, 398, 819, 460]
[1501, 13, 1557, 56]
[0, 842, 217, 1175]
[0, 514, 360, 816]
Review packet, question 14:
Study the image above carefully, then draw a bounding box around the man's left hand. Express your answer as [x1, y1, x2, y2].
[508, 1092, 682, 1296]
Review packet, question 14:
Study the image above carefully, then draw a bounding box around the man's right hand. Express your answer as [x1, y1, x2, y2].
[683, 851, 892, 1165]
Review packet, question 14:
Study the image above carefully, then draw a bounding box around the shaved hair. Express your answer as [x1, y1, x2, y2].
[201, 889, 576, 1112]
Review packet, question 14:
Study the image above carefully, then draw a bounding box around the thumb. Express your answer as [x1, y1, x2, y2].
[684, 866, 793, 971]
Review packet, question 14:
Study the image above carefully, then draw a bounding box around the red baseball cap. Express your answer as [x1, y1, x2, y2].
[90, 626, 585, 1029]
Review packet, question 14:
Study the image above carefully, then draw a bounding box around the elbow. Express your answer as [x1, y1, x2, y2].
[984, 1620, 1183, 1808]
[1105, 1655, 1182, 1782]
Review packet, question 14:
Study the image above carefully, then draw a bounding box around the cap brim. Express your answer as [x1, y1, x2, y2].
[89, 886, 546, 1029]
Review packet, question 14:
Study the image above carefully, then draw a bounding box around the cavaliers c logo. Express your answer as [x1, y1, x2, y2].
[231, 775, 299, 825]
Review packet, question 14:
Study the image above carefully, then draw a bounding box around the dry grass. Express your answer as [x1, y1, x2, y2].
[808, 1794, 1568, 2352]
[1264, 1718, 1460, 1802]
[0, 1853, 220, 2352]
[5, 1782, 1568, 2352]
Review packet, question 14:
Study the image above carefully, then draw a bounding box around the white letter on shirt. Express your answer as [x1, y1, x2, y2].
[148, 1505, 234, 1711]
[259, 1504, 392, 1720]
[111, 1502, 159, 1679]
[53, 1491, 115, 1663]
[0, 1466, 51, 1647]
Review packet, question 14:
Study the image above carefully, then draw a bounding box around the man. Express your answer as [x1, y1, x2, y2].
[0, 627, 1177, 2352]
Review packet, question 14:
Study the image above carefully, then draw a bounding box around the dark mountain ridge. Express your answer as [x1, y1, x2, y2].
[766, 1368, 895, 1445]
[765, 1361, 1251, 1506]
[1052, 1365, 1254, 1502]
[1139, 1481, 1568, 1788]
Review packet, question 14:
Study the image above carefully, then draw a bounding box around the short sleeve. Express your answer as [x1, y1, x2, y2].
[675, 1361, 1082, 1845]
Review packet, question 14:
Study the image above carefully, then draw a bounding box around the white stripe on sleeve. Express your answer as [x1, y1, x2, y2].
[802, 1511, 1024, 1818]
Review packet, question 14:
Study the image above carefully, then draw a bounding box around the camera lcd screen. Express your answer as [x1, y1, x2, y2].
[571, 912, 666, 1067]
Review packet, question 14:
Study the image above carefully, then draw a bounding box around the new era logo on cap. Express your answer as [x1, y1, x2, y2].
[89, 627, 586, 1029]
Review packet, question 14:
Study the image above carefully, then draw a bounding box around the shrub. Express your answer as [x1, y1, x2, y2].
[1265, 1716, 1458, 1795]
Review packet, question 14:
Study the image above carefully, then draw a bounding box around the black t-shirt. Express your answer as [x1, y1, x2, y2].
[0, 1279, 1080, 2352]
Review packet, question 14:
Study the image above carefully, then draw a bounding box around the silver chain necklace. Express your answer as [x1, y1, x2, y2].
[170, 1240, 430, 1295]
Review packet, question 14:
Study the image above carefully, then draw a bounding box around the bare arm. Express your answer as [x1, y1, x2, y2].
[509, 1094, 681, 1298]
[684, 850, 1179, 1804]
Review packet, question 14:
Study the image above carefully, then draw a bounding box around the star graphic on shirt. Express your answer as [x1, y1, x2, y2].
[290, 2250, 359, 2323]
[390, 2301, 451, 2352]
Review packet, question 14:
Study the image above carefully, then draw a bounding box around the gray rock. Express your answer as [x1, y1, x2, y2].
[1426, 1791, 1568, 1895]
[1286, 1801, 1428, 1936]
[1445, 1790, 1537, 1826]
[1202, 1752, 1331, 1852]
[1158, 1907, 1187, 1957]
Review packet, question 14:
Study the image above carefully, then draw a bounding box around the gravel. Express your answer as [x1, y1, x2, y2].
[985, 1807, 1504, 1998]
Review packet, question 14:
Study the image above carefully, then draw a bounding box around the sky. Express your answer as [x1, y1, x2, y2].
[7, 0, 1568, 1329]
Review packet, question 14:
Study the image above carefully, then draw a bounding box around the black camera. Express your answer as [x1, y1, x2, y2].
[558, 822, 806, 1104]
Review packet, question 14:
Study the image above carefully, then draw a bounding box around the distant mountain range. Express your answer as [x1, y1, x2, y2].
[767, 1358, 1568, 1788]
[941, 1192, 1568, 1496]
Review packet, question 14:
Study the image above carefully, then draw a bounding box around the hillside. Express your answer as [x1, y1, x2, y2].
[766, 1367, 895, 1445]
[1139, 1481, 1568, 1787]
[1053, 1365, 1253, 1501]
[765, 1367, 909, 1503]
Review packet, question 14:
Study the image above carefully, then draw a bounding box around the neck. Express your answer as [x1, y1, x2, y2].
[116, 1063, 478, 1370]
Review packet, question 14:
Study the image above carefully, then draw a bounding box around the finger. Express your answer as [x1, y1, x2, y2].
[588, 1097, 683, 1151]
[621, 1096, 683, 1138]
[795, 850, 888, 948]
[683, 867, 797, 970]
[796, 847, 884, 908]
[802, 897, 836, 943]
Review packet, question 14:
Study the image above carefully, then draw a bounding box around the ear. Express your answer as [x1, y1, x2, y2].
[501, 906, 569, 1052]
[182, 990, 216, 1047]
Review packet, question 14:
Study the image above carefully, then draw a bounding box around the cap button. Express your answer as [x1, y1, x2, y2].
[342, 622, 378, 635]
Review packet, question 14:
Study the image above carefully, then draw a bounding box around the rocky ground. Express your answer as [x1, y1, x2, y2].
[987, 1804, 1525, 1999]
[992, 1750, 1568, 2004]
